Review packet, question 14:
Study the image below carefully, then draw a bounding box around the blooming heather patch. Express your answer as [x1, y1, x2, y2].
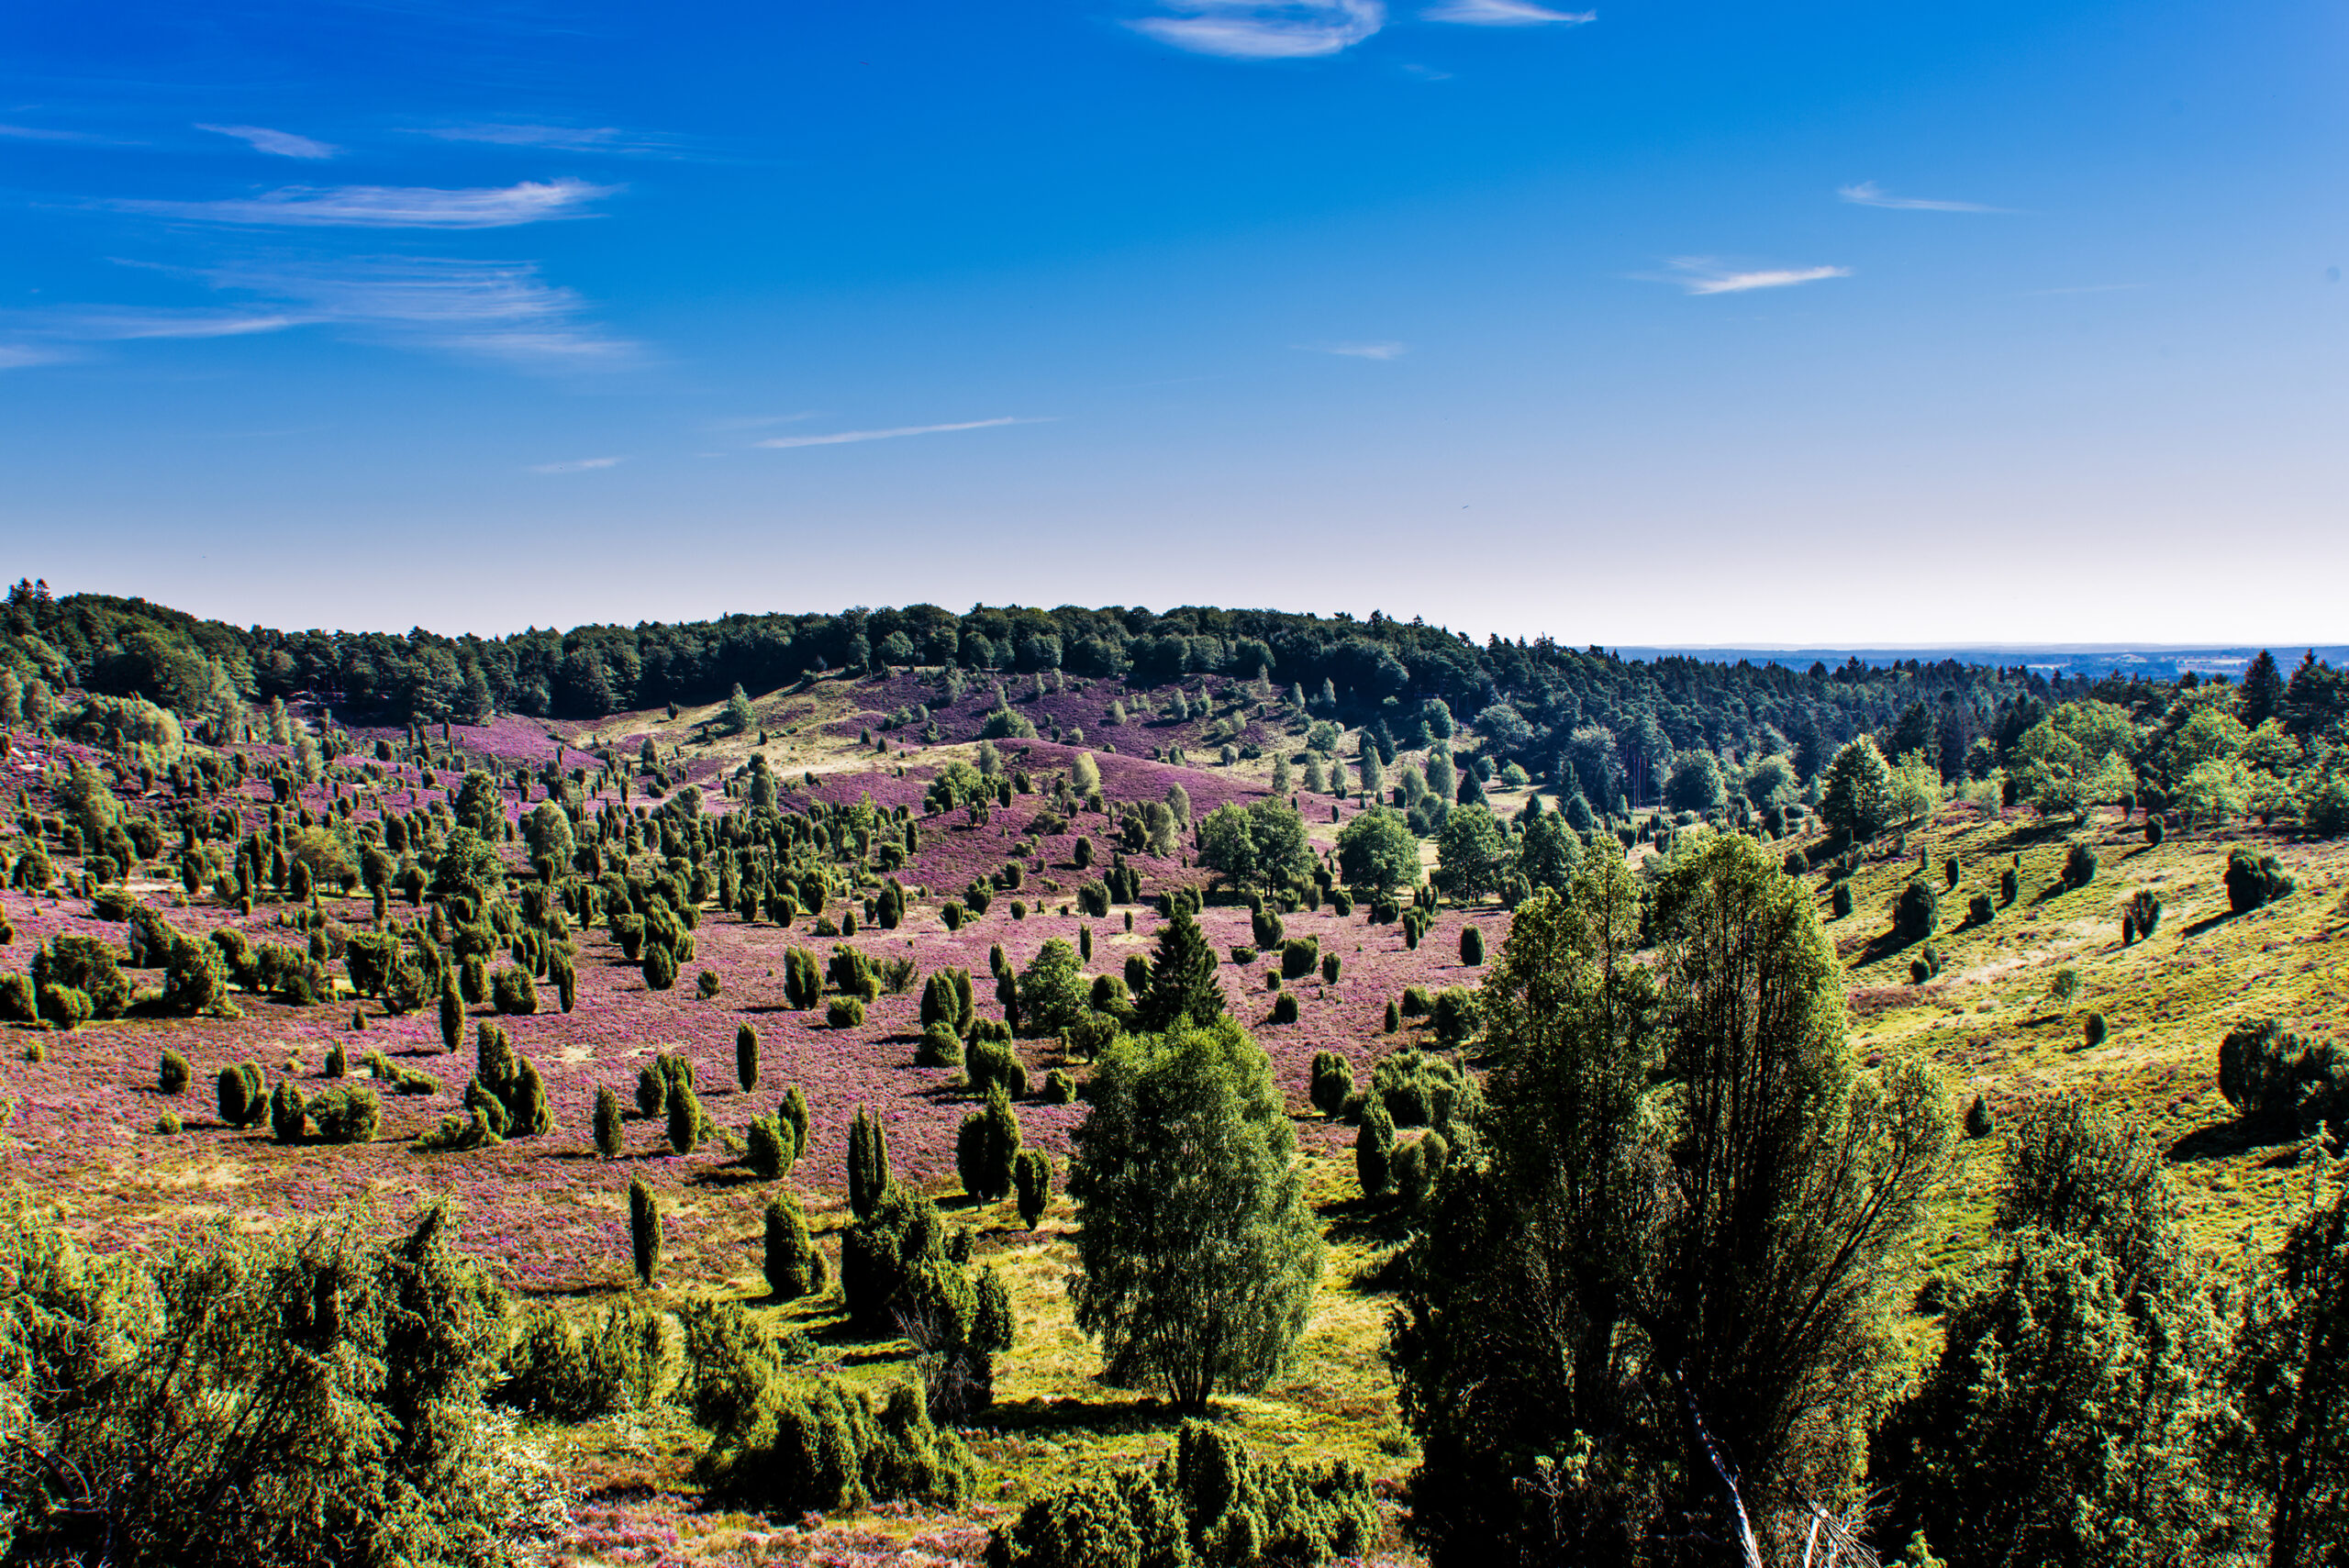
[0, 684, 1456, 1301]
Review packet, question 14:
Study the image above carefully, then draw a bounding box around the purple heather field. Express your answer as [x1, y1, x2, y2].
[0, 674, 1492, 1300]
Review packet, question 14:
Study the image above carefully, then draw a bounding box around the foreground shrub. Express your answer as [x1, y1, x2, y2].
[31, 934, 130, 1018]
[1372, 1046, 1480, 1133]
[847, 1106, 892, 1222]
[1279, 938, 1319, 981]
[309, 1084, 382, 1144]
[497, 1297, 668, 1419]
[957, 1086, 1024, 1204]
[1309, 1051, 1353, 1117]
[1894, 876, 1939, 945]
[763, 1192, 823, 1300]
[675, 1299, 779, 1437]
[987, 1418, 1375, 1568]
[966, 1039, 1029, 1100]
[629, 1178, 662, 1285]
[841, 1183, 954, 1337]
[1067, 1019, 1325, 1410]
[2219, 1018, 2347, 1141]
[0, 1197, 529, 1566]
[1014, 1149, 1055, 1229]
[696, 1375, 974, 1516]
[489, 965, 538, 1015]
[2225, 848, 2295, 915]
[415, 1106, 501, 1152]
[745, 1116, 793, 1179]
[918, 1020, 964, 1068]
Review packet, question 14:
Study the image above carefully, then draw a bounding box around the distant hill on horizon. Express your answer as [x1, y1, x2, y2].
[1611, 644, 2349, 681]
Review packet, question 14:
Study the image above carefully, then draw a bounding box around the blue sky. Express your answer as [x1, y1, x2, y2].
[3, 0, 2343, 644]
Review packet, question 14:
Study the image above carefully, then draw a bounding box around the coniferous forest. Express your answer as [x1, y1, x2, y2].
[0, 578, 2344, 1566]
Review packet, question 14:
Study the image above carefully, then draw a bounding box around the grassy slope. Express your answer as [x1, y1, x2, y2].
[1819, 802, 2348, 1285]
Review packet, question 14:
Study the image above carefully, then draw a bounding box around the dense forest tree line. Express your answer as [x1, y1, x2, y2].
[27, 581, 2349, 798]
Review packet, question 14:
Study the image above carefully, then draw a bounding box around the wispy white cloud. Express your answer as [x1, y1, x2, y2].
[1130, 0, 1386, 59]
[0, 305, 302, 371]
[712, 412, 822, 431]
[1422, 0, 1593, 25]
[1661, 258, 1853, 295]
[197, 123, 339, 160]
[529, 456, 623, 473]
[1299, 339, 1408, 359]
[0, 343, 77, 370]
[110, 177, 616, 228]
[412, 123, 680, 156]
[203, 256, 637, 369]
[1837, 180, 2006, 214]
[757, 417, 1046, 450]
[60, 308, 303, 340]
[0, 123, 117, 143]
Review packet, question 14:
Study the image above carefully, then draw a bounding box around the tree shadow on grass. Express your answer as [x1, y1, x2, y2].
[1319, 1193, 1412, 1253]
[686, 1163, 765, 1190]
[1852, 927, 1927, 970]
[2165, 1117, 2281, 1164]
[2181, 906, 2244, 940]
[2004, 818, 2076, 850]
[529, 1279, 639, 1303]
[984, 1392, 1191, 1440]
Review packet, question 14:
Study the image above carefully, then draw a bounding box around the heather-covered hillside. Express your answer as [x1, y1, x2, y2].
[3, 621, 2345, 1568]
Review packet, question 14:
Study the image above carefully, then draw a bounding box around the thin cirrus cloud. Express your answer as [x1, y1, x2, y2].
[107, 177, 616, 229]
[201, 256, 637, 370]
[1299, 339, 1408, 359]
[0, 344, 74, 370]
[1, 123, 120, 143]
[1420, 0, 1593, 24]
[1130, 1, 1386, 60]
[529, 456, 624, 473]
[1660, 258, 1854, 295]
[412, 123, 683, 156]
[757, 417, 1048, 450]
[1837, 180, 2006, 214]
[0, 305, 304, 369]
[196, 123, 339, 159]
[0, 258, 632, 373]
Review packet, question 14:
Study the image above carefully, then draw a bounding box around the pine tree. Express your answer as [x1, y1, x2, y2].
[763, 1192, 818, 1299]
[666, 1076, 702, 1155]
[1014, 1148, 1054, 1229]
[848, 1106, 891, 1220]
[736, 1024, 760, 1093]
[595, 1084, 624, 1157]
[629, 1178, 662, 1285]
[780, 1085, 810, 1161]
[1133, 904, 1225, 1034]
[2242, 649, 2286, 729]
[509, 1059, 551, 1136]
[2228, 1177, 2349, 1568]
